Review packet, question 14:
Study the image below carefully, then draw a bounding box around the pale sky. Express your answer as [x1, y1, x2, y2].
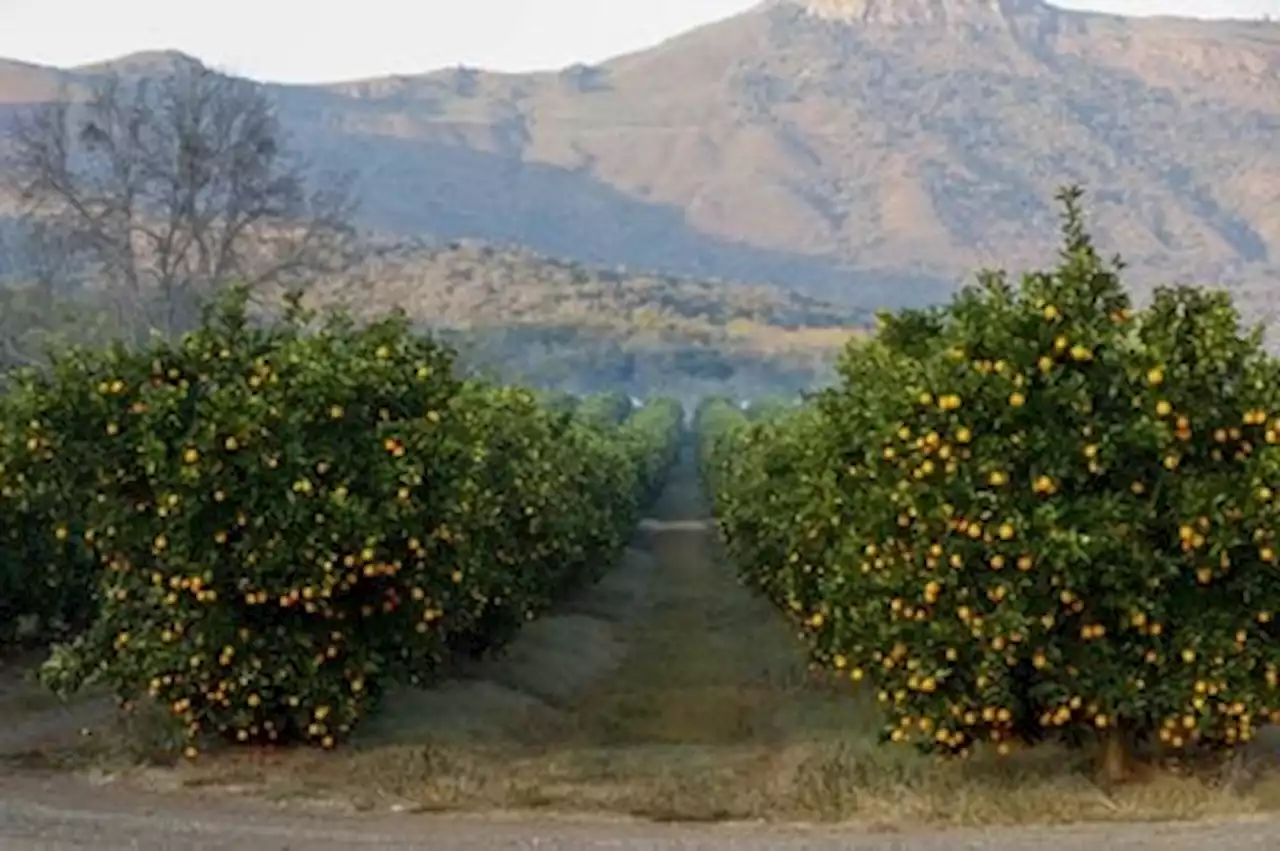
[2, 0, 1278, 83]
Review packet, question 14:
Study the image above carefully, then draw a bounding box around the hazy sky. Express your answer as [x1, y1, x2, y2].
[2, 0, 1278, 83]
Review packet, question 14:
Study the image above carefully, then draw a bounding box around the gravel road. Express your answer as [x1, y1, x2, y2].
[2, 772, 1278, 851]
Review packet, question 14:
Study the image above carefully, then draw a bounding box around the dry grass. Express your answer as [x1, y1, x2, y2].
[6, 455, 1280, 828]
[0, 651, 114, 758]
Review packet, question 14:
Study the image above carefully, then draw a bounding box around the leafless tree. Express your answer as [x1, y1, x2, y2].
[3, 58, 361, 342]
[0, 216, 73, 369]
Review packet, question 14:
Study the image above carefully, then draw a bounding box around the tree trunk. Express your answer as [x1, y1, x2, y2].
[1097, 723, 1135, 786]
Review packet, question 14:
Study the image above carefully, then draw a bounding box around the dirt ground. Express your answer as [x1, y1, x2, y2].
[2, 770, 1280, 851]
[3, 450, 1280, 843]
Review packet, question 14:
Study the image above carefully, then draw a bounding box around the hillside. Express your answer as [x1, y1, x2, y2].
[314, 237, 862, 340]
[3, 0, 1280, 318]
[297, 237, 865, 396]
[0, 227, 864, 397]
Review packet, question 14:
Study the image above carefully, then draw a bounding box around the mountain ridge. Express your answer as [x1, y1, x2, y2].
[768, 0, 1051, 27]
[2, 1, 1279, 319]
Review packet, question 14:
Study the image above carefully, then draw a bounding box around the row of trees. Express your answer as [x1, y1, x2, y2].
[0, 61, 693, 760]
[2, 288, 684, 755]
[698, 188, 1280, 781]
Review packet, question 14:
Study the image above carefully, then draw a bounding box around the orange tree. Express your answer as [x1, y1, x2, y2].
[620, 398, 684, 506]
[20, 289, 680, 755]
[0, 379, 100, 645]
[29, 290, 464, 749]
[575, 390, 635, 428]
[745, 397, 792, 423]
[695, 396, 842, 627]
[693, 397, 747, 510]
[704, 187, 1280, 775]
[435, 384, 664, 659]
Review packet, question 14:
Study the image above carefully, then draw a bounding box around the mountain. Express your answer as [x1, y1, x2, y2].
[2, 0, 1280, 319]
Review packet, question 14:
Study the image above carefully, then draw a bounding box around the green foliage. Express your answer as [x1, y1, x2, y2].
[0, 379, 100, 643]
[744, 396, 793, 423]
[700, 187, 1280, 760]
[692, 397, 747, 495]
[619, 398, 685, 506]
[0, 286, 127, 379]
[535, 388, 581, 415]
[699, 400, 837, 613]
[1, 287, 679, 755]
[873, 306, 948, 361]
[574, 390, 635, 428]
[430, 382, 644, 660]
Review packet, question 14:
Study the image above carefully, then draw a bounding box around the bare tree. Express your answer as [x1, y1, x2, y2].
[3, 58, 361, 341]
[0, 213, 72, 369]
